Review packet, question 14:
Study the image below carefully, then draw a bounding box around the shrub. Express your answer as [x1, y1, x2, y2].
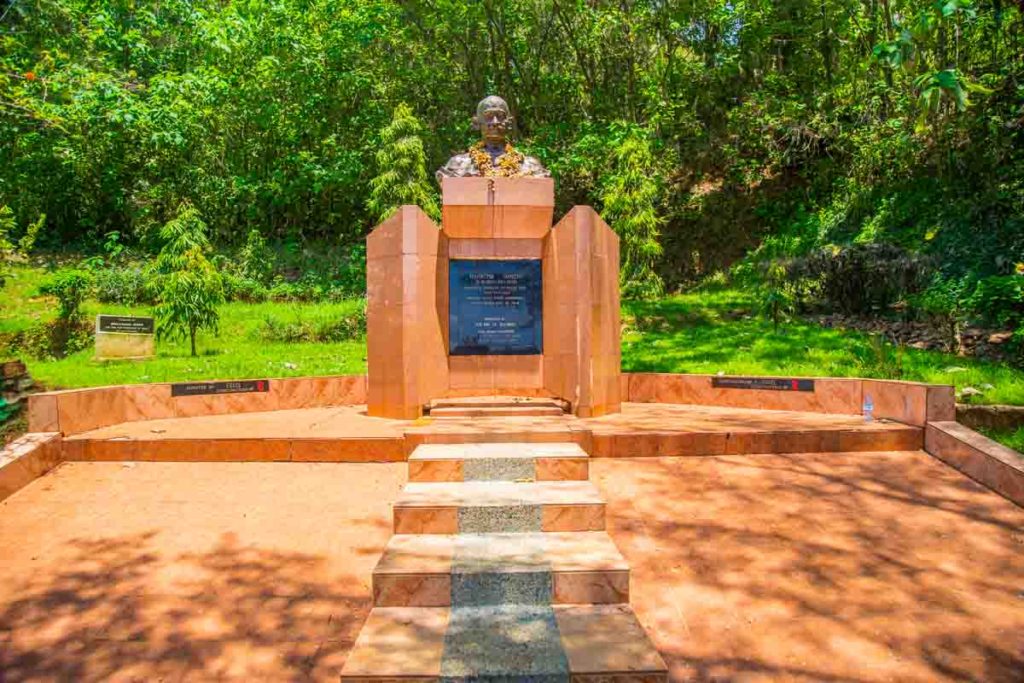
[222, 273, 269, 303]
[39, 269, 92, 322]
[92, 266, 156, 305]
[257, 301, 366, 343]
[912, 275, 972, 353]
[788, 243, 929, 314]
[600, 127, 664, 299]
[852, 334, 905, 380]
[17, 319, 93, 360]
[0, 205, 43, 288]
[968, 274, 1024, 328]
[757, 262, 794, 332]
[239, 229, 274, 284]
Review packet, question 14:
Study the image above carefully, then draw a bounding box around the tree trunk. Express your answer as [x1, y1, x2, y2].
[190, 327, 197, 357]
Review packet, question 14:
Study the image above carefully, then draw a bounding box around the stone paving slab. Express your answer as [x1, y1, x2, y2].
[340, 605, 666, 680]
[372, 532, 630, 607]
[2, 451, 1020, 681]
[410, 442, 589, 461]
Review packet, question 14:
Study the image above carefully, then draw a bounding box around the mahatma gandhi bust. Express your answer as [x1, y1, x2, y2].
[436, 95, 550, 183]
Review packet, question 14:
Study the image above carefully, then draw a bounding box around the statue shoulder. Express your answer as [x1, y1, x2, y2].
[521, 155, 551, 178]
[436, 153, 477, 183]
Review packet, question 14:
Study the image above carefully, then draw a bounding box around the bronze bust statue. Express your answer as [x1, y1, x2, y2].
[436, 96, 550, 183]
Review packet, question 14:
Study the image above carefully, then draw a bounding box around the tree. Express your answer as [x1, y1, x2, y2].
[601, 128, 664, 299]
[0, 205, 42, 288]
[367, 103, 440, 223]
[154, 203, 224, 357]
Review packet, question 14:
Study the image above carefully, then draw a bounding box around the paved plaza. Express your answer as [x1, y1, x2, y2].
[1, 449, 1021, 681]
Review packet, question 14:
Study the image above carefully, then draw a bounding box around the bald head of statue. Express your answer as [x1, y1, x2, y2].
[435, 95, 551, 183]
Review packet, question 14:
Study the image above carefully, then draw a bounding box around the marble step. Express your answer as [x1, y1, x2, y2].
[431, 396, 569, 411]
[429, 405, 565, 417]
[393, 481, 605, 534]
[373, 531, 629, 607]
[339, 604, 668, 681]
[408, 442, 589, 482]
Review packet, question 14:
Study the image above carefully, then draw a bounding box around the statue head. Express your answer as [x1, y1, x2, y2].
[472, 95, 513, 147]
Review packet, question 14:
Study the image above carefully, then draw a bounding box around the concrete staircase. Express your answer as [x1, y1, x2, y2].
[340, 442, 667, 681]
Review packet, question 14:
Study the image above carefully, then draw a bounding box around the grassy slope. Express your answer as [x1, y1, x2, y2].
[1, 266, 366, 389]
[4, 266, 1024, 407]
[622, 288, 1024, 406]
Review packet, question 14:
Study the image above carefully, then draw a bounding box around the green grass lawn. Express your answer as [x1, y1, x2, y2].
[1, 266, 366, 389]
[622, 287, 1024, 406]
[5, 266, 1024, 408]
[976, 426, 1024, 452]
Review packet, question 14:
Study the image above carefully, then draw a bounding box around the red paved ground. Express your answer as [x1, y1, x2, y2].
[0, 452, 1021, 681]
[0, 462, 406, 681]
[593, 452, 1024, 682]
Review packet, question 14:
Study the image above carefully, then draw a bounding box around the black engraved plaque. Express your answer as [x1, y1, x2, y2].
[449, 259, 542, 355]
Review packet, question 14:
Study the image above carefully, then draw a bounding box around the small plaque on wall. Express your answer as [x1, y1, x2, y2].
[712, 376, 815, 392]
[171, 380, 270, 397]
[449, 259, 543, 355]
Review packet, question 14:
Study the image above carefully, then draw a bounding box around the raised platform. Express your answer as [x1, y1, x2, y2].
[10, 373, 1024, 678]
[57, 402, 923, 462]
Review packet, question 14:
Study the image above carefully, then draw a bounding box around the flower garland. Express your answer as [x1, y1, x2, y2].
[469, 141, 525, 178]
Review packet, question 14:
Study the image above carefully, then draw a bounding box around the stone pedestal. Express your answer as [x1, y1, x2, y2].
[366, 178, 620, 419]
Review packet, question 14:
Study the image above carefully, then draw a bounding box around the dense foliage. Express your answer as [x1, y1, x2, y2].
[0, 0, 1021, 296]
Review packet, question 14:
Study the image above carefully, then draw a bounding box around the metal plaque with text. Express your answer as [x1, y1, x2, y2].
[97, 315, 155, 334]
[449, 259, 542, 355]
[171, 380, 270, 397]
[711, 376, 815, 392]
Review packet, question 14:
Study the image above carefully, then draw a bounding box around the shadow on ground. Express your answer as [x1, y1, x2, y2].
[0, 532, 371, 680]
[594, 451, 1024, 682]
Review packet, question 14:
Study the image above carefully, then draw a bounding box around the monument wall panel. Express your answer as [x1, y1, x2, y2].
[542, 206, 621, 416]
[367, 206, 448, 418]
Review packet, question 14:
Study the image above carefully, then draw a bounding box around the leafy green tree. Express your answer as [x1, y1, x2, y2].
[758, 263, 794, 333]
[154, 203, 224, 357]
[367, 103, 439, 223]
[601, 128, 664, 299]
[0, 205, 42, 288]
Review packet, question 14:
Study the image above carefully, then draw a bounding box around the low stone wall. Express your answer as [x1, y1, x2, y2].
[28, 372, 957, 437]
[925, 421, 1024, 507]
[29, 375, 367, 436]
[0, 432, 61, 502]
[622, 373, 955, 427]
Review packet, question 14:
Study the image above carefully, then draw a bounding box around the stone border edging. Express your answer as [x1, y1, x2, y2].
[0, 432, 61, 502]
[925, 421, 1024, 508]
[28, 372, 957, 437]
[624, 373, 954, 427]
[28, 374, 367, 436]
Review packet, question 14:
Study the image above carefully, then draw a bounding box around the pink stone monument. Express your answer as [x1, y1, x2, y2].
[366, 176, 621, 419]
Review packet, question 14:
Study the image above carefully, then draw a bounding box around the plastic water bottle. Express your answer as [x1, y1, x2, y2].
[863, 395, 874, 422]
